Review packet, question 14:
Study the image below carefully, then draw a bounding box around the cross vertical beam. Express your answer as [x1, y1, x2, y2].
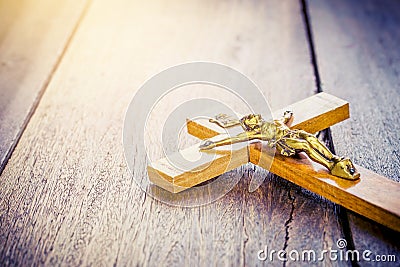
[147, 92, 400, 232]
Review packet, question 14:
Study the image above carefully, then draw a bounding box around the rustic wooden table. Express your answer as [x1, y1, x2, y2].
[0, 0, 399, 266]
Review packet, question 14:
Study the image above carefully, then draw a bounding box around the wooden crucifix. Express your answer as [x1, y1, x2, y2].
[147, 93, 400, 232]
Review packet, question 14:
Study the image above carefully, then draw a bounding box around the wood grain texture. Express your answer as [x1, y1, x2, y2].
[0, 0, 349, 266]
[0, 0, 89, 172]
[309, 0, 400, 263]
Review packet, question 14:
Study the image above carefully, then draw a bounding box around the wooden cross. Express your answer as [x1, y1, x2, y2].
[147, 93, 400, 232]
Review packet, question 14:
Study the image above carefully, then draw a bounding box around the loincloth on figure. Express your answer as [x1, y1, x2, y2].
[273, 129, 314, 157]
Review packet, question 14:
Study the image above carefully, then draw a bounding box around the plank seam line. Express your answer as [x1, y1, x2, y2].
[282, 187, 295, 267]
[300, 0, 322, 93]
[300, 0, 358, 265]
[0, 0, 93, 176]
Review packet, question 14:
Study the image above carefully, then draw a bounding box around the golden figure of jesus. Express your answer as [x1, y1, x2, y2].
[199, 111, 360, 180]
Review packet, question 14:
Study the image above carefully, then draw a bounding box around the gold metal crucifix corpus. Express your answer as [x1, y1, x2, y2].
[147, 93, 400, 232]
[199, 111, 359, 180]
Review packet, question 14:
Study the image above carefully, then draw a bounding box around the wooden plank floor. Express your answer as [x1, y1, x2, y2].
[309, 0, 400, 262]
[0, 0, 399, 266]
[0, 0, 89, 172]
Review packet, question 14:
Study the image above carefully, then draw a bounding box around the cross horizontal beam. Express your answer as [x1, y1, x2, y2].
[148, 92, 349, 192]
[186, 92, 349, 139]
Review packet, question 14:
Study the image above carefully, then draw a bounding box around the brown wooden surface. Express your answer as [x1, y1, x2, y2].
[309, 0, 400, 264]
[0, 0, 398, 266]
[0, 0, 89, 172]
